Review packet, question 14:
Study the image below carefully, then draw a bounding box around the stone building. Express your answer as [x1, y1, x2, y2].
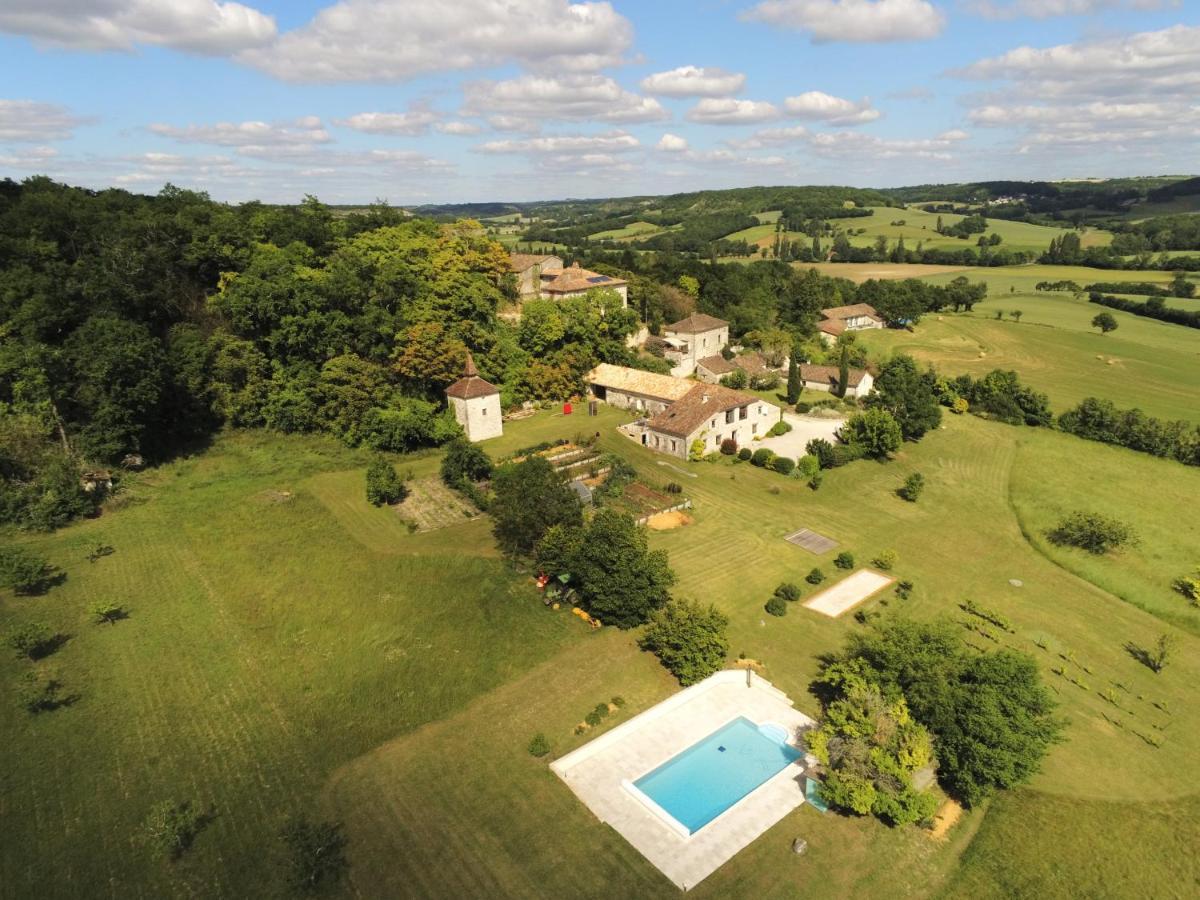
[445, 353, 502, 442]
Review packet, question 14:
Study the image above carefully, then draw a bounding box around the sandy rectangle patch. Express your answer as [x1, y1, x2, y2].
[804, 569, 895, 617]
[785, 528, 838, 554]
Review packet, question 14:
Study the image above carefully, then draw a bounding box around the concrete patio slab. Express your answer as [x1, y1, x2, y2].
[804, 569, 895, 617]
[550, 671, 815, 891]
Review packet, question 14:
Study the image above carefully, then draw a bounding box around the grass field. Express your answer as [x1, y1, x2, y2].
[589, 221, 673, 241]
[3, 328, 1199, 897]
[725, 207, 1111, 255]
[855, 283, 1200, 423]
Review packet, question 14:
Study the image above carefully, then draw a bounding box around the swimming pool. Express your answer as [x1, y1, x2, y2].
[632, 717, 802, 835]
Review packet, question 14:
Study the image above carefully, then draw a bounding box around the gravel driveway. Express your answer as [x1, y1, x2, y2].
[755, 412, 845, 459]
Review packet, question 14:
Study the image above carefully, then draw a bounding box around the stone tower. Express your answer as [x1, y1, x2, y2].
[445, 352, 502, 442]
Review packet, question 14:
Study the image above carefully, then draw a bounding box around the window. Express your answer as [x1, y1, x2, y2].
[481, 408, 487, 416]
[739, 406, 748, 420]
[671, 440, 677, 452]
[725, 410, 735, 424]
[752, 423, 758, 434]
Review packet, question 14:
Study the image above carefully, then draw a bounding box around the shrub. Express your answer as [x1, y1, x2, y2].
[7, 622, 58, 660]
[1173, 569, 1200, 607]
[795, 402, 812, 413]
[639, 598, 730, 686]
[796, 455, 820, 479]
[0, 546, 58, 595]
[771, 455, 796, 476]
[17, 672, 68, 713]
[806, 568, 826, 585]
[280, 818, 349, 893]
[951, 397, 969, 415]
[365, 456, 406, 506]
[611, 695, 626, 707]
[844, 408, 903, 459]
[765, 595, 787, 617]
[440, 436, 493, 486]
[809, 471, 824, 491]
[872, 549, 898, 570]
[721, 368, 749, 389]
[719, 438, 738, 456]
[737, 447, 753, 461]
[834, 551, 855, 570]
[592, 702, 611, 720]
[775, 582, 801, 602]
[1047, 511, 1135, 555]
[750, 448, 774, 468]
[528, 733, 551, 757]
[141, 800, 207, 860]
[896, 580, 914, 599]
[751, 373, 780, 392]
[664, 482, 683, 494]
[829, 443, 865, 468]
[688, 439, 706, 462]
[767, 420, 792, 438]
[806, 438, 835, 469]
[898, 472, 925, 502]
[584, 709, 603, 727]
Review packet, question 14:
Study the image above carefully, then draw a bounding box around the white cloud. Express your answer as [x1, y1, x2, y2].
[241, 0, 633, 83]
[462, 75, 668, 128]
[958, 25, 1200, 152]
[656, 133, 690, 152]
[335, 108, 439, 136]
[685, 98, 781, 124]
[434, 121, 482, 136]
[783, 91, 880, 125]
[967, 0, 1179, 19]
[0, 0, 276, 54]
[640, 66, 746, 98]
[728, 125, 810, 148]
[806, 130, 964, 159]
[0, 99, 90, 141]
[742, 0, 945, 43]
[0, 145, 58, 167]
[476, 132, 640, 155]
[149, 117, 332, 147]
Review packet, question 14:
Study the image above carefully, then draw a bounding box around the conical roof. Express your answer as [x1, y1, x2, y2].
[445, 352, 498, 400]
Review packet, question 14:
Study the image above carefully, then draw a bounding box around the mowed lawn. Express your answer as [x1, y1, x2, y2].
[324, 412, 1200, 899]
[856, 288, 1200, 423]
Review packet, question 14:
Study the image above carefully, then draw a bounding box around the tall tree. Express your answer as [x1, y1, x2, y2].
[866, 354, 942, 440]
[572, 509, 675, 628]
[490, 456, 582, 557]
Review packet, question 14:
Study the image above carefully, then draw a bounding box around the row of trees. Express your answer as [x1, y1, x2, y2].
[1088, 293, 1200, 330]
[1058, 398, 1200, 466]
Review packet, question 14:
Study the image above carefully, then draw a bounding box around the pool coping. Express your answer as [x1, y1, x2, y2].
[550, 670, 816, 890]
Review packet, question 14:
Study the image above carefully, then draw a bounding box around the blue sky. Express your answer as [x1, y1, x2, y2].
[1, 0, 1196, 204]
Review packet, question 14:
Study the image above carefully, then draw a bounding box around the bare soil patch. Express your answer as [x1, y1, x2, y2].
[929, 798, 963, 841]
[645, 510, 692, 531]
[395, 476, 480, 532]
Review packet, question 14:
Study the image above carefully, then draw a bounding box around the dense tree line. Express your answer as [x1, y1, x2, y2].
[1058, 398, 1200, 465]
[1088, 293, 1200, 330]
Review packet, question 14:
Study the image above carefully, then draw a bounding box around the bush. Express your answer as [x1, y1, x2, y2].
[0, 546, 58, 595]
[91, 601, 127, 625]
[1173, 569, 1200, 607]
[719, 438, 738, 456]
[611, 695, 626, 707]
[872, 549, 898, 570]
[796, 455, 820, 479]
[280, 818, 349, 893]
[806, 438, 835, 469]
[765, 595, 787, 617]
[771, 455, 796, 475]
[7, 622, 59, 660]
[528, 733, 551, 757]
[844, 408, 903, 459]
[898, 472, 925, 502]
[639, 598, 730, 686]
[750, 448, 774, 468]
[721, 368, 749, 390]
[141, 800, 207, 860]
[829, 443, 865, 468]
[834, 551, 855, 570]
[584, 709, 603, 727]
[795, 401, 812, 413]
[17, 672, 68, 713]
[809, 471, 824, 491]
[806, 567, 826, 585]
[896, 580, 914, 599]
[592, 702, 611, 720]
[688, 439, 706, 462]
[737, 447, 753, 461]
[1047, 511, 1136, 554]
[664, 482, 683, 494]
[767, 420, 792, 437]
[441, 437, 493, 486]
[775, 582, 801, 602]
[365, 456, 406, 506]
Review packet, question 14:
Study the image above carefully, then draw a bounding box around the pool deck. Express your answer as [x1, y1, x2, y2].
[550, 670, 816, 890]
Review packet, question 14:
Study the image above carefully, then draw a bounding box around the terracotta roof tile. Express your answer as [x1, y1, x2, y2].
[445, 352, 499, 399]
[799, 363, 868, 388]
[540, 262, 626, 294]
[820, 303, 881, 321]
[646, 383, 763, 438]
[664, 312, 728, 334]
[509, 252, 561, 272]
[587, 364, 694, 403]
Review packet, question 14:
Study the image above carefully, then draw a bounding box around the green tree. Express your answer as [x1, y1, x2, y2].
[639, 598, 729, 685]
[364, 456, 406, 506]
[572, 509, 674, 628]
[1170, 271, 1195, 299]
[7, 622, 58, 659]
[90, 601, 126, 625]
[833, 344, 850, 399]
[867, 355, 942, 440]
[786, 351, 802, 405]
[0, 545, 58, 595]
[1091, 312, 1118, 334]
[490, 456, 582, 557]
[898, 472, 925, 502]
[440, 436, 493, 486]
[844, 408, 902, 459]
[1047, 511, 1135, 554]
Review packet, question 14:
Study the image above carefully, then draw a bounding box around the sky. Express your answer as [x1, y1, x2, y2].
[1, 0, 1197, 205]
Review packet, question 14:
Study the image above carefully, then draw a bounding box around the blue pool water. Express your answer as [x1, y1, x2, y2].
[633, 717, 801, 834]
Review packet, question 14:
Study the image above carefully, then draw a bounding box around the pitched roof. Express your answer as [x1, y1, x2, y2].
[646, 383, 763, 438]
[820, 303, 881, 322]
[817, 318, 847, 336]
[696, 354, 738, 376]
[586, 363, 694, 403]
[664, 312, 728, 334]
[696, 351, 773, 377]
[509, 252, 561, 273]
[445, 352, 499, 399]
[799, 363, 869, 388]
[540, 262, 627, 294]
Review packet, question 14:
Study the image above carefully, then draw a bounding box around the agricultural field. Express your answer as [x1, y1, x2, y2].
[855, 274, 1200, 423]
[589, 221, 674, 241]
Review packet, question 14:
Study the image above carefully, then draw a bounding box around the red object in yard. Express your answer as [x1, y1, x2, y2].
[563, 402, 573, 415]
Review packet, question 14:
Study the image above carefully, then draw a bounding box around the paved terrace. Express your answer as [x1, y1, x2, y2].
[550, 671, 815, 891]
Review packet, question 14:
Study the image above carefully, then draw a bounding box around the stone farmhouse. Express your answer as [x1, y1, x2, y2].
[445, 353, 502, 442]
[509, 253, 628, 306]
[586, 364, 780, 459]
[659, 313, 730, 377]
[816, 303, 884, 345]
[694, 350, 780, 385]
[796, 364, 874, 399]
